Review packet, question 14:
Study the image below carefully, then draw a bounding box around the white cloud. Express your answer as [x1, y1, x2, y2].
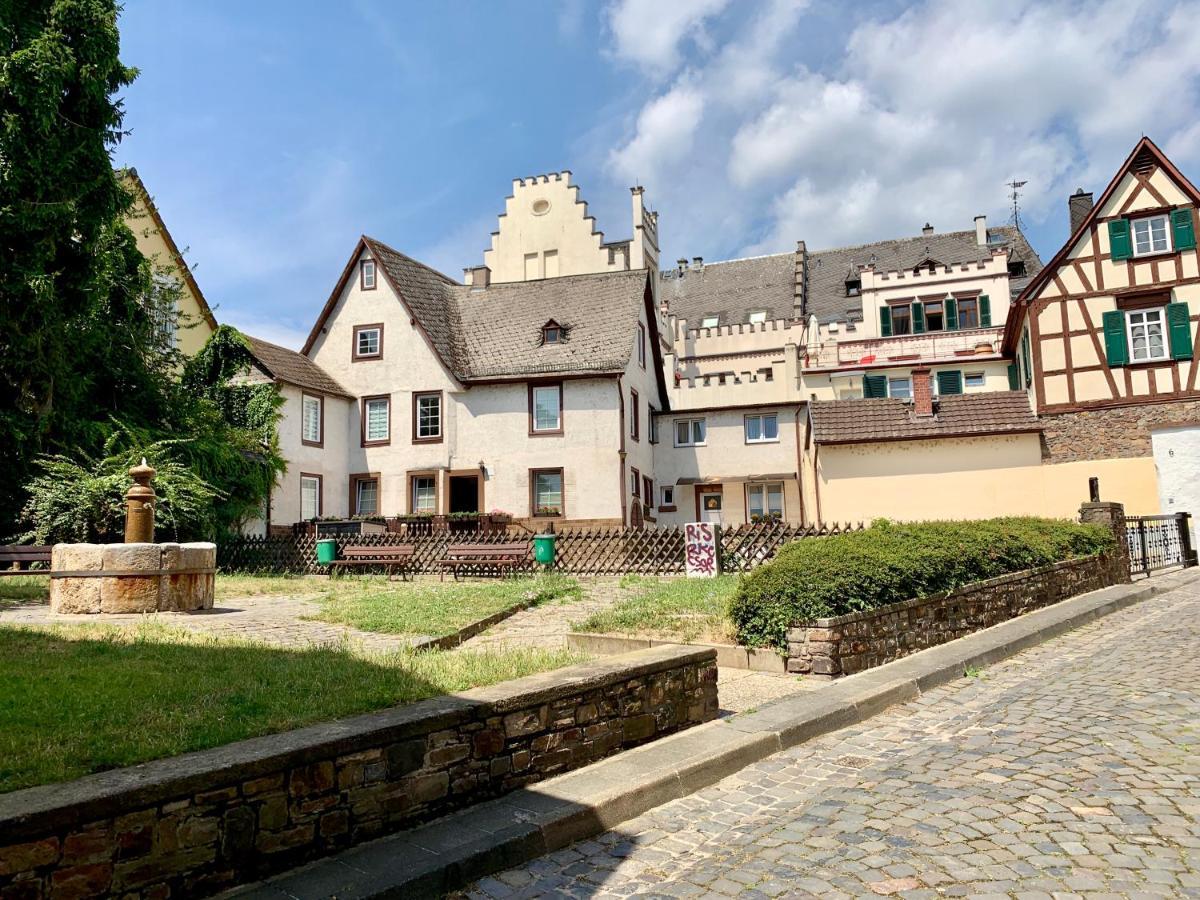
[606, 0, 730, 74]
[602, 0, 1200, 261]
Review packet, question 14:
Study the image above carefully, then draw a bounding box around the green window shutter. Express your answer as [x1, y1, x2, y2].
[979, 294, 992, 327]
[1171, 209, 1196, 251]
[879, 306, 892, 337]
[862, 374, 888, 398]
[936, 370, 963, 395]
[944, 298, 958, 330]
[1167, 302, 1194, 360]
[1102, 310, 1129, 366]
[1006, 363, 1019, 390]
[1108, 219, 1133, 261]
[1021, 331, 1033, 387]
[911, 301, 926, 333]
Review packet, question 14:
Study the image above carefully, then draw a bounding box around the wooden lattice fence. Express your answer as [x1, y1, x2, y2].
[218, 522, 862, 577]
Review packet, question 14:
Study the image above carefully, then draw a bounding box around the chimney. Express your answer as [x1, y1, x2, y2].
[922, 223, 934, 236]
[794, 240, 808, 318]
[1069, 188, 1094, 234]
[469, 265, 490, 290]
[912, 367, 934, 417]
[974, 215, 987, 246]
[692, 256, 703, 272]
[676, 257, 687, 276]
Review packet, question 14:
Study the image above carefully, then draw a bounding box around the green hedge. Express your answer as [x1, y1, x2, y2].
[729, 518, 1116, 653]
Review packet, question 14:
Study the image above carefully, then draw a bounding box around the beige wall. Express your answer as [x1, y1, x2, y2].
[124, 186, 216, 358]
[268, 384, 353, 526]
[654, 406, 803, 527]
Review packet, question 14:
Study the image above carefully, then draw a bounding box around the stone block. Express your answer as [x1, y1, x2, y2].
[504, 706, 548, 738]
[49, 544, 102, 614]
[0, 837, 59, 876]
[181, 543, 216, 610]
[49, 862, 112, 899]
[289, 761, 334, 797]
[61, 824, 111, 865]
[100, 543, 162, 613]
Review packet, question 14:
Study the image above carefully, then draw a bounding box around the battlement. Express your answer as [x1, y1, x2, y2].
[665, 353, 802, 411]
[673, 316, 802, 341]
[512, 170, 573, 190]
[860, 247, 1008, 287]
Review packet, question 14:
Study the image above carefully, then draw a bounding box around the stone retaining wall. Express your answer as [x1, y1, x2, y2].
[49, 542, 216, 614]
[786, 552, 1127, 678]
[0, 646, 717, 899]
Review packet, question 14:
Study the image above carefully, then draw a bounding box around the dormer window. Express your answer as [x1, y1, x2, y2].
[360, 259, 376, 290]
[1008, 260, 1027, 277]
[748, 310, 768, 324]
[541, 320, 567, 344]
[700, 314, 720, 328]
[845, 279, 861, 297]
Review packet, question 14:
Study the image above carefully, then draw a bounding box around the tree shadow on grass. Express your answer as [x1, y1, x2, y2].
[0, 575, 50, 611]
[0, 624, 451, 794]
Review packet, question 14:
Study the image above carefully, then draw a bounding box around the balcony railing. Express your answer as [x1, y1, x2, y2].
[808, 326, 1003, 370]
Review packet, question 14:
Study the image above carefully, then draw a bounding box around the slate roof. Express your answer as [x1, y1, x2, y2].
[245, 335, 353, 399]
[363, 237, 462, 371]
[809, 391, 1040, 445]
[662, 226, 1043, 328]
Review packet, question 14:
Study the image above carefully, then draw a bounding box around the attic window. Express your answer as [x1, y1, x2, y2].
[532, 199, 551, 216]
[845, 279, 861, 297]
[700, 314, 720, 328]
[360, 259, 377, 290]
[541, 320, 567, 344]
[748, 310, 768, 324]
[1008, 260, 1027, 277]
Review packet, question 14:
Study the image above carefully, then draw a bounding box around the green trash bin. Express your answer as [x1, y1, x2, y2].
[315, 539, 338, 566]
[532, 533, 556, 567]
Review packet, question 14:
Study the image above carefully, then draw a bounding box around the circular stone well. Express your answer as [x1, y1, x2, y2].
[49, 542, 216, 614]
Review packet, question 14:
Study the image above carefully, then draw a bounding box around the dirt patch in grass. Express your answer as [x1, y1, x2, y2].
[0, 621, 582, 793]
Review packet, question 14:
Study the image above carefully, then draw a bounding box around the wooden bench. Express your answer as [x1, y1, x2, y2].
[328, 545, 416, 580]
[437, 543, 531, 580]
[0, 545, 52, 576]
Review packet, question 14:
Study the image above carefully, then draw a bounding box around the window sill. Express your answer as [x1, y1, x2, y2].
[745, 439, 781, 445]
[412, 436, 443, 444]
[674, 443, 707, 449]
[362, 440, 390, 448]
[658, 505, 677, 512]
[352, 355, 382, 363]
[301, 439, 324, 448]
[529, 429, 564, 438]
[1124, 357, 1175, 367]
[1130, 249, 1178, 261]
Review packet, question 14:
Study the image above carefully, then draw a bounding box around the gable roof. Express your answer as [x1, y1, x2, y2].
[663, 226, 1043, 328]
[1004, 136, 1200, 352]
[809, 391, 1040, 445]
[244, 334, 353, 399]
[123, 168, 218, 330]
[300, 235, 660, 388]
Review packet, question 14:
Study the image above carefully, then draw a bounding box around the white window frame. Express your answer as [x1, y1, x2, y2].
[747, 310, 768, 324]
[360, 259, 376, 290]
[356, 327, 381, 358]
[364, 397, 390, 443]
[411, 475, 437, 514]
[415, 392, 442, 440]
[301, 393, 322, 444]
[1126, 308, 1169, 362]
[674, 417, 706, 447]
[660, 485, 675, 508]
[964, 372, 986, 389]
[531, 384, 562, 433]
[1132, 214, 1172, 257]
[747, 482, 785, 520]
[744, 413, 779, 444]
[700, 315, 720, 329]
[887, 377, 912, 400]
[300, 475, 321, 520]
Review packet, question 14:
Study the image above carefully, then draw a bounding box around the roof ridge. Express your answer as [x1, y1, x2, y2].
[362, 234, 461, 285]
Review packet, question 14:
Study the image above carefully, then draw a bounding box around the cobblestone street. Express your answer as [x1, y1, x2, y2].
[466, 571, 1200, 899]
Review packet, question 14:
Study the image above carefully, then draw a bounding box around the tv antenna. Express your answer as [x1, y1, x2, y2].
[1007, 178, 1027, 230]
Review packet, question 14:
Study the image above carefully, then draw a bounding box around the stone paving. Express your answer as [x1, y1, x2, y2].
[464, 569, 1200, 898]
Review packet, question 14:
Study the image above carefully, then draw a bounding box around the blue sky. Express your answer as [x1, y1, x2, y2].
[115, 0, 1200, 349]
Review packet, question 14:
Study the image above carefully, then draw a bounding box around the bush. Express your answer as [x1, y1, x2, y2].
[729, 518, 1116, 652]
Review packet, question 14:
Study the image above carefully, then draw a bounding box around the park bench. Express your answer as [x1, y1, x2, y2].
[437, 542, 531, 580]
[328, 544, 416, 580]
[0, 545, 52, 576]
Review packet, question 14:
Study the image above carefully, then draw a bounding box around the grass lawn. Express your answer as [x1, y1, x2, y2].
[0, 621, 582, 793]
[0, 576, 48, 609]
[306, 573, 582, 638]
[575, 574, 741, 643]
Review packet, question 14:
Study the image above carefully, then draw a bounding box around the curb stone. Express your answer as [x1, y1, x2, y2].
[231, 571, 1195, 900]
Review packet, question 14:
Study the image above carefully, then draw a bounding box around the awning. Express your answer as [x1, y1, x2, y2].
[675, 472, 797, 486]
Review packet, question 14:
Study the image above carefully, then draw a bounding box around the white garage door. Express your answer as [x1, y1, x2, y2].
[1152, 426, 1200, 538]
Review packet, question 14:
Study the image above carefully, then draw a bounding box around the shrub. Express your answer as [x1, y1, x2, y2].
[729, 517, 1116, 652]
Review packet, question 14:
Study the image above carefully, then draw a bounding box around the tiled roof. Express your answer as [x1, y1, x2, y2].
[362, 237, 650, 381]
[809, 391, 1040, 445]
[662, 226, 1043, 327]
[244, 335, 353, 399]
[453, 269, 648, 380]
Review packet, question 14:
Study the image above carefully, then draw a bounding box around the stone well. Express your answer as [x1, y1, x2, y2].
[49, 542, 216, 614]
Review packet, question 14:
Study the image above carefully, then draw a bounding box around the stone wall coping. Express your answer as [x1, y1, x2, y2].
[800, 554, 1109, 629]
[0, 644, 714, 839]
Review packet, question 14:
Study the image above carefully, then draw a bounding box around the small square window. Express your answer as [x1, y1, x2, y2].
[748, 310, 768, 324]
[674, 418, 706, 447]
[745, 413, 779, 443]
[701, 315, 720, 329]
[888, 377, 912, 400]
[660, 486, 675, 508]
[360, 259, 377, 290]
[354, 325, 382, 359]
[965, 372, 986, 389]
[544, 326, 560, 343]
[1132, 215, 1171, 256]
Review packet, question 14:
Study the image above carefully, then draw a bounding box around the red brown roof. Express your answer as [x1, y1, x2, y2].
[809, 391, 1040, 445]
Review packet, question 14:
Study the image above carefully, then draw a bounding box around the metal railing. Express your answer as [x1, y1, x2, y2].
[1125, 512, 1199, 576]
